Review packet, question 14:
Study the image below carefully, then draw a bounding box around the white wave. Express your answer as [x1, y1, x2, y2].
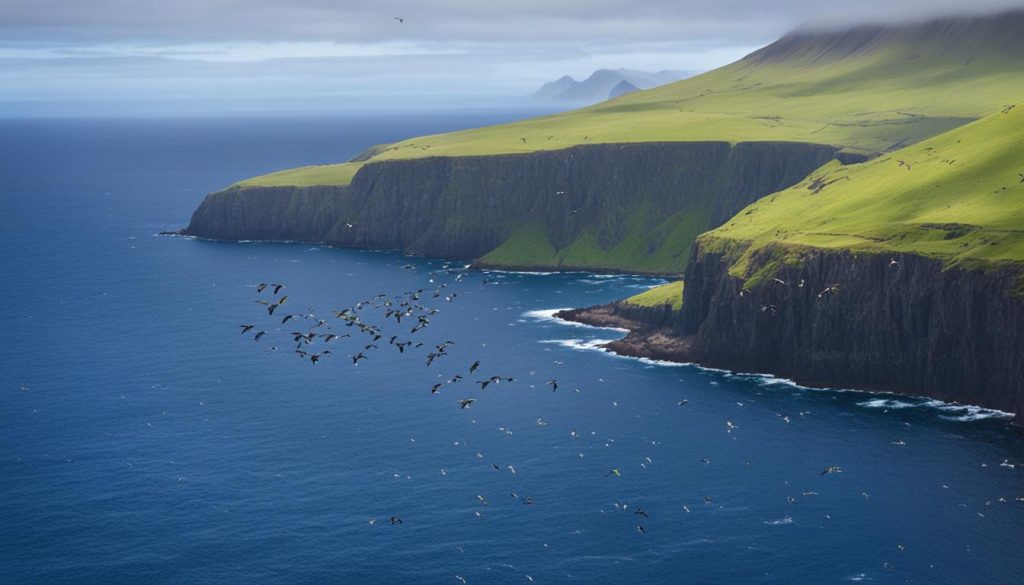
[845, 574, 871, 582]
[522, 308, 629, 333]
[857, 398, 1011, 421]
[539, 338, 615, 352]
[857, 398, 920, 410]
[483, 269, 559, 276]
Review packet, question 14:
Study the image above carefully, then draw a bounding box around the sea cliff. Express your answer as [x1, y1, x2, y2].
[182, 142, 862, 273]
[559, 246, 1024, 424]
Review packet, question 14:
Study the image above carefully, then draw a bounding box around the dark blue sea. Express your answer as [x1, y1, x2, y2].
[1, 112, 1022, 585]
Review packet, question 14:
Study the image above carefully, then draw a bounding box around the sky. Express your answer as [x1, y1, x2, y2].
[1, 0, 1022, 116]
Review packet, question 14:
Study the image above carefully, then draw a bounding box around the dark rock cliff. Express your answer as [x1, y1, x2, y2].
[678, 244, 1024, 422]
[182, 142, 864, 271]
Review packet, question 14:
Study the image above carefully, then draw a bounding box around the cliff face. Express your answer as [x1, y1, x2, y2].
[678, 244, 1024, 422]
[182, 142, 863, 272]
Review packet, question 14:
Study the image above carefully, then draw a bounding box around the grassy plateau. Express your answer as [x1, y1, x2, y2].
[701, 105, 1024, 276]
[625, 281, 685, 310]
[236, 14, 1024, 188]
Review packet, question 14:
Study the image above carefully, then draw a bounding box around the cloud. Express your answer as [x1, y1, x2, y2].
[3, 0, 1021, 44]
[1, 0, 1021, 115]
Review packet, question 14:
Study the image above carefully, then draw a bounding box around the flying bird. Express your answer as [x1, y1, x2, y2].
[547, 380, 558, 392]
[820, 465, 842, 475]
[817, 284, 839, 299]
[394, 16, 404, 23]
[604, 468, 621, 478]
[239, 325, 255, 334]
[458, 399, 476, 409]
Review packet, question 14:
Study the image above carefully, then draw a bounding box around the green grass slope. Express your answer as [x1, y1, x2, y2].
[237, 12, 1024, 187]
[626, 281, 684, 310]
[235, 162, 362, 188]
[366, 12, 1024, 162]
[700, 105, 1024, 277]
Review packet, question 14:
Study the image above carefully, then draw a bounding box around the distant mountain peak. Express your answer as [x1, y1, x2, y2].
[608, 80, 640, 99]
[531, 68, 696, 104]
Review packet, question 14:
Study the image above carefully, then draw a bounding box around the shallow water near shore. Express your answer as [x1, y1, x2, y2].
[2, 115, 1023, 584]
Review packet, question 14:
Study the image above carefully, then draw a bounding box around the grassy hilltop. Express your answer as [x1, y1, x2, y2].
[699, 104, 1024, 277]
[239, 12, 1024, 188]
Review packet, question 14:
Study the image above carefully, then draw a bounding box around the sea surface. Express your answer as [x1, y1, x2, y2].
[1, 113, 1022, 584]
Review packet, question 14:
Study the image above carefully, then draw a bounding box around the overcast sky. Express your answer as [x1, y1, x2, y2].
[2, 0, 1021, 115]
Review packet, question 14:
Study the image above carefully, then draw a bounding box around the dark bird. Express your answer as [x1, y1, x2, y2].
[820, 465, 842, 475]
[547, 379, 558, 392]
[520, 137, 527, 144]
[281, 314, 296, 324]
[458, 398, 476, 409]
[469, 360, 481, 373]
[1018, 173, 1024, 184]
[389, 515, 403, 524]
[636, 524, 646, 535]
[240, 324, 255, 334]
[351, 352, 367, 364]
[254, 331, 267, 341]
[477, 379, 492, 389]
[272, 283, 285, 295]
[309, 351, 331, 364]
[431, 383, 443, 394]
[635, 508, 649, 518]
[256, 283, 268, 293]
[393, 16, 404, 23]
[604, 468, 621, 478]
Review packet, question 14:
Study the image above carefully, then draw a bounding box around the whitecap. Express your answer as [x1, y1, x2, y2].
[857, 398, 919, 410]
[522, 308, 629, 332]
[538, 339, 616, 352]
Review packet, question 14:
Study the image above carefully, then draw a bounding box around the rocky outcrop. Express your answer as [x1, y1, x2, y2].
[182, 142, 864, 272]
[562, 246, 1024, 423]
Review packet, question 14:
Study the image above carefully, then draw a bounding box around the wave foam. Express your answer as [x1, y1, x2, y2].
[857, 398, 1011, 421]
[522, 309, 629, 332]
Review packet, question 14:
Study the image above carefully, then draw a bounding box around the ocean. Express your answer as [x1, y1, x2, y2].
[1, 112, 1022, 584]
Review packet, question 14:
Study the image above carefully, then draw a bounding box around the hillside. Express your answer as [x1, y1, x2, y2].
[560, 108, 1024, 420]
[701, 105, 1024, 276]
[238, 11, 1024, 189]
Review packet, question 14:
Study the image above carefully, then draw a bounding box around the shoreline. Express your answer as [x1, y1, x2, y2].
[553, 303, 1021, 429]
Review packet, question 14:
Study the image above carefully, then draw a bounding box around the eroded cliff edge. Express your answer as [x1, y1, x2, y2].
[560, 245, 1024, 424]
[181, 142, 863, 273]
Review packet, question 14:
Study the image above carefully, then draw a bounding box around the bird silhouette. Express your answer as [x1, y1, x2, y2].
[458, 399, 476, 409]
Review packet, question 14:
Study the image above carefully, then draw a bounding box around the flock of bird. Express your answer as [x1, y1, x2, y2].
[235, 262, 1021, 583]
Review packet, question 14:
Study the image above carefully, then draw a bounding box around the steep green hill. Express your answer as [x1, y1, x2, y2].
[240, 12, 1024, 188]
[626, 281, 684, 309]
[700, 104, 1024, 281]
